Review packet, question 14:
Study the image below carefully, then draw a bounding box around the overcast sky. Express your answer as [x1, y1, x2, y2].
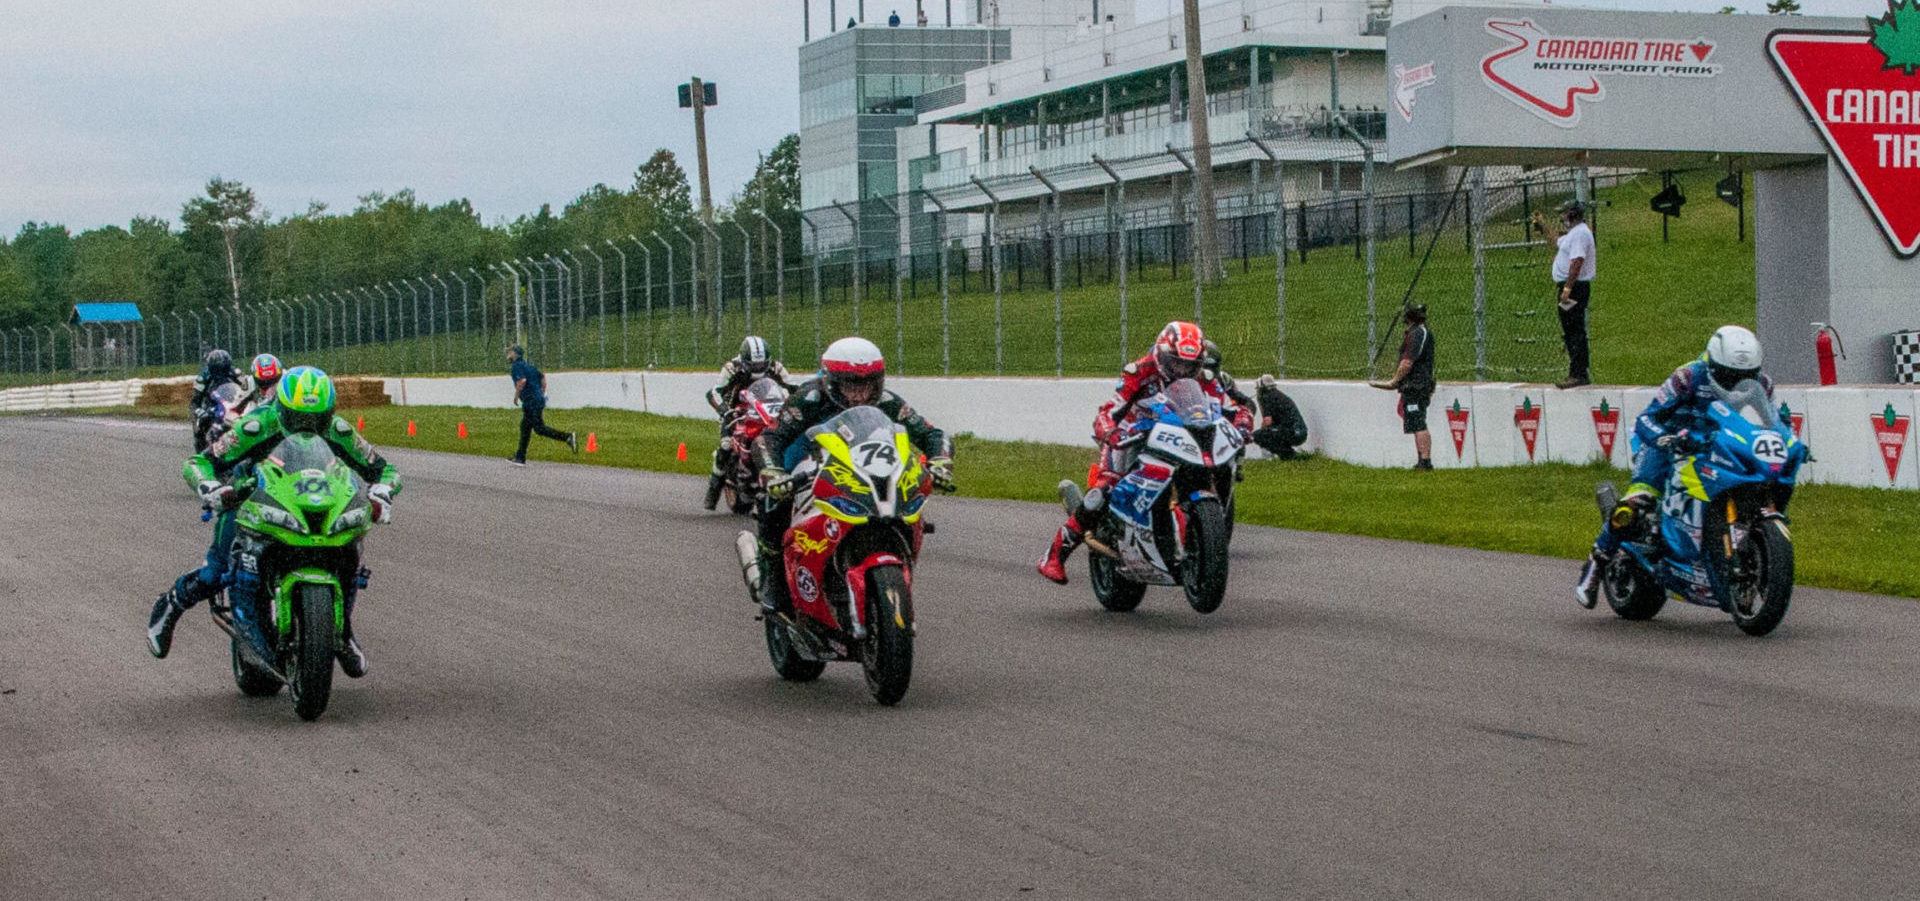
[0, 0, 1889, 236]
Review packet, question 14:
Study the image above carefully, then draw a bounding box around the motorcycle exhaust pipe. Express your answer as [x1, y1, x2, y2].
[734, 531, 764, 602]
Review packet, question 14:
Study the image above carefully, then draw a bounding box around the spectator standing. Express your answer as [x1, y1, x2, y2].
[1535, 200, 1596, 388]
[506, 345, 577, 465]
[888, 10, 902, 26]
[917, 8, 929, 26]
[1382, 305, 1436, 471]
[1252, 375, 1309, 460]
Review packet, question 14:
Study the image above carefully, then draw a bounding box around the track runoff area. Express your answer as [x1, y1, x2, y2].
[5, 415, 1918, 898]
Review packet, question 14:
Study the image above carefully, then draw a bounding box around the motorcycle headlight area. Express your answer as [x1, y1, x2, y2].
[250, 504, 308, 534]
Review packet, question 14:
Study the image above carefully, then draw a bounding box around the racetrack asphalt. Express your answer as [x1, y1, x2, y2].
[3, 415, 1918, 900]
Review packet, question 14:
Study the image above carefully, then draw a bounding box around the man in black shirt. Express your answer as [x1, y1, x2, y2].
[1385, 305, 1436, 471]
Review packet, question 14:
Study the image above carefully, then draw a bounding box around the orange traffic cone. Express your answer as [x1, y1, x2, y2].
[585, 432, 598, 453]
[406, 420, 416, 437]
[676, 442, 688, 462]
[457, 422, 468, 439]
[356, 416, 365, 431]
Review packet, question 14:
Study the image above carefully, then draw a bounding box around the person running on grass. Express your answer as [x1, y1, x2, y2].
[506, 345, 576, 465]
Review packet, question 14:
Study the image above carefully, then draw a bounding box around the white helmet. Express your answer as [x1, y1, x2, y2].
[821, 336, 885, 404]
[1705, 325, 1763, 390]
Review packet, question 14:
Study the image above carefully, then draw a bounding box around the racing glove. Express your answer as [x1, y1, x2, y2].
[368, 483, 395, 525]
[927, 456, 956, 492]
[197, 480, 238, 510]
[1655, 429, 1696, 452]
[762, 466, 794, 501]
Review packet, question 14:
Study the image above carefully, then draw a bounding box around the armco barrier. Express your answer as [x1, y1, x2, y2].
[370, 373, 1918, 490]
[0, 377, 146, 412]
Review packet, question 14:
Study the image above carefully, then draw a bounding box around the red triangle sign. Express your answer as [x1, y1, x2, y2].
[1445, 400, 1471, 459]
[1770, 30, 1920, 257]
[1591, 400, 1621, 459]
[1514, 397, 1542, 461]
[1871, 403, 1911, 483]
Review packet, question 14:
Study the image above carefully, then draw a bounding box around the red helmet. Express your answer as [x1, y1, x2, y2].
[252, 353, 283, 385]
[1153, 321, 1206, 381]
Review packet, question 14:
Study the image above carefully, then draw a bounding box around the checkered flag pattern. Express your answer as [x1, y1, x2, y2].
[1897, 330, 1920, 385]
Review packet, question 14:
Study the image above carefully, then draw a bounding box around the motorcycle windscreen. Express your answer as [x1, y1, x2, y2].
[745, 377, 788, 409]
[1162, 379, 1218, 428]
[808, 406, 906, 518]
[1715, 379, 1780, 430]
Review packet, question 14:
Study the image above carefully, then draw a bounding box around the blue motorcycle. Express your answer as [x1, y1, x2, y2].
[1593, 379, 1810, 636]
[1059, 379, 1243, 614]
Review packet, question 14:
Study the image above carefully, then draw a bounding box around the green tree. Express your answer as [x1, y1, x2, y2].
[1766, 0, 1800, 14]
[180, 178, 262, 307]
[634, 149, 694, 232]
[733, 134, 802, 262]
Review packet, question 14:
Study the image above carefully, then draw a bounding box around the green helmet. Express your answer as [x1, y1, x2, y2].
[274, 366, 337, 433]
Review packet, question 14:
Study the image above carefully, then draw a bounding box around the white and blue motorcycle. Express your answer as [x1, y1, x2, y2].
[1593, 379, 1810, 636]
[1059, 379, 1243, 614]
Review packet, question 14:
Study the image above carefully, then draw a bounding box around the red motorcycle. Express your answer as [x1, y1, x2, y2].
[734, 405, 943, 705]
[713, 378, 788, 515]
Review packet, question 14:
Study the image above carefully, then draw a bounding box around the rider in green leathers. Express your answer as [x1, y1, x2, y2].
[146, 367, 401, 676]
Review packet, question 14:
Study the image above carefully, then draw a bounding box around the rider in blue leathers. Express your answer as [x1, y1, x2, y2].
[1575, 326, 1770, 607]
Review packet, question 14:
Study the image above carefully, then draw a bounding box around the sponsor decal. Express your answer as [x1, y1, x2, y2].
[1514, 396, 1543, 461]
[1592, 398, 1621, 459]
[791, 531, 833, 556]
[1481, 18, 1722, 127]
[1445, 398, 1471, 459]
[1779, 401, 1806, 440]
[794, 567, 820, 602]
[1769, 3, 1920, 256]
[1871, 402, 1912, 482]
[1394, 61, 1438, 123]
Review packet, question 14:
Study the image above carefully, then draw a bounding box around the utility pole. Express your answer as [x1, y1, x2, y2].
[1182, 0, 1224, 286]
[682, 77, 720, 334]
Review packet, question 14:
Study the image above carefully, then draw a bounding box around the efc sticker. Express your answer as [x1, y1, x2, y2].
[1591, 398, 1621, 459]
[1514, 396, 1542, 461]
[1445, 399, 1471, 459]
[1771, 8, 1920, 257]
[1481, 19, 1721, 127]
[1871, 402, 1912, 483]
[794, 567, 820, 602]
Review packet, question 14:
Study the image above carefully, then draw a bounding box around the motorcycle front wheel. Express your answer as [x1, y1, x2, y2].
[288, 582, 337, 721]
[861, 565, 914, 706]
[1181, 498, 1230, 614]
[1729, 519, 1793, 637]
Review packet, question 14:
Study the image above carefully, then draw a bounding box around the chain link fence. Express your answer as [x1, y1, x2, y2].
[1, 167, 1637, 387]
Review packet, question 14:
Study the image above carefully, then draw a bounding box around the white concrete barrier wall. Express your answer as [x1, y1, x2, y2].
[0, 377, 144, 411]
[370, 372, 1919, 491]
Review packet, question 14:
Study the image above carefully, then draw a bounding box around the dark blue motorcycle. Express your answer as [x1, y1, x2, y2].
[1593, 379, 1810, 636]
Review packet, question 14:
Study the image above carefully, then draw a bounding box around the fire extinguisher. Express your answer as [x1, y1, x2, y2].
[1813, 322, 1845, 386]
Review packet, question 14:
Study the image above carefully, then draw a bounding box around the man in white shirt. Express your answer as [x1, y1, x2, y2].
[1535, 201, 1596, 388]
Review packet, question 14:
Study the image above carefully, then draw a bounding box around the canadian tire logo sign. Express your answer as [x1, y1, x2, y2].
[1445, 399, 1470, 459]
[1515, 396, 1542, 461]
[1871, 402, 1911, 483]
[1591, 399, 1621, 459]
[1395, 62, 1438, 123]
[1770, 2, 1920, 257]
[1481, 19, 1722, 127]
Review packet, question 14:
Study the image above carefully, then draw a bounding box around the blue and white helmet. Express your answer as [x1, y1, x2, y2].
[739, 336, 772, 376]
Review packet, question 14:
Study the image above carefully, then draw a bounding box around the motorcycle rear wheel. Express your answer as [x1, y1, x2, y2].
[1730, 519, 1793, 637]
[861, 565, 914, 706]
[764, 616, 826, 682]
[231, 640, 281, 697]
[1089, 548, 1145, 612]
[1604, 556, 1666, 621]
[1181, 499, 1231, 614]
[288, 582, 336, 721]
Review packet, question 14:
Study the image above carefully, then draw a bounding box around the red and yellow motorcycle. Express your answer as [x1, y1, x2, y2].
[735, 406, 940, 705]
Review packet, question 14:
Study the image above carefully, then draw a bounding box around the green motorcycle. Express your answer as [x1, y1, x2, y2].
[214, 432, 377, 721]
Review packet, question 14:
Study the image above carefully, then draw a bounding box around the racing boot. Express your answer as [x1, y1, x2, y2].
[758, 542, 793, 615]
[337, 588, 368, 678]
[1573, 552, 1604, 609]
[703, 448, 727, 511]
[145, 588, 188, 659]
[1609, 485, 1657, 539]
[1037, 521, 1084, 585]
